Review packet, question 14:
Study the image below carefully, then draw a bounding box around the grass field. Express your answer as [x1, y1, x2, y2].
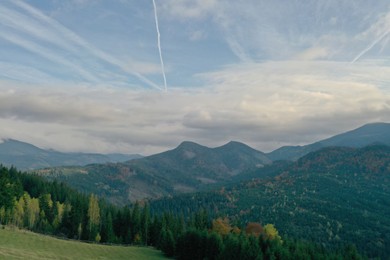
[0, 226, 167, 259]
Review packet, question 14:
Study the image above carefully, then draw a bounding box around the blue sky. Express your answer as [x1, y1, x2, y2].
[0, 0, 389, 155]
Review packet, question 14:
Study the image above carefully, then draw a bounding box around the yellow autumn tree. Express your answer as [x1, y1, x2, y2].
[52, 201, 65, 229]
[13, 197, 24, 227]
[28, 198, 40, 229]
[263, 224, 282, 243]
[87, 194, 100, 240]
[22, 193, 40, 229]
[212, 217, 232, 236]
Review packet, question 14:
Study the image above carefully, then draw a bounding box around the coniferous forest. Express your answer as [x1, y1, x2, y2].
[0, 165, 365, 259]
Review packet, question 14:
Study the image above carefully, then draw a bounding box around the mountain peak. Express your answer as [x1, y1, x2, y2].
[218, 141, 258, 151]
[176, 141, 209, 151]
[319, 122, 390, 147]
[0, 138, 44, 155]
[178, 141, 201, 147]
[268, 122, 390, 161]
[224, 140, 246, 147]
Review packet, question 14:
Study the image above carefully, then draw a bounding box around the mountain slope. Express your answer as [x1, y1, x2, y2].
[0, 227, 166, 260]
[268, 122, 390, 161]
[150, 145, 390, 258]
[142, 140, 271, 182]
[0, 139, 142, 170]
[36, 141, 271, 204]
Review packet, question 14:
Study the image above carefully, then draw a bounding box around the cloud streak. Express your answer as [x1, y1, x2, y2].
[2, 0, 162, 89]
[0, 0, 389, 155]
[0, 31, 99, 82]
[1, 59, 389, 154]
[351, 12, 390, 63]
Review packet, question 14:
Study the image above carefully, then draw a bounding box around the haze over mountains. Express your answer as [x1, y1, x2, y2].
[34, 140, 272, 204]
[6, 122, 384, 204]
[1, 122, 389, 170]
[1, 122, 389, 257]
[267, 122, 390, 161]
[0, 139, 142, 170]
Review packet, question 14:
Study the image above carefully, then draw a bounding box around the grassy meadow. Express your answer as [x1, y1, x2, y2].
[0, 226, 167, 260]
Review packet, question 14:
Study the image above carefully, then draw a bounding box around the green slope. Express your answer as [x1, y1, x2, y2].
[150, 145, 390, 258]
[0, 227, 167, 260]
[35, 141, 271, 204]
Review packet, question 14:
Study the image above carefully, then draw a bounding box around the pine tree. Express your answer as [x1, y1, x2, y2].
[131, 203, 141, 241]
[206, 232, 223, 260]
[105, 212, 116, 243]
[159, 228, 176, 257]
[220, 234, 241, 260]
[141, 204, 150, 245]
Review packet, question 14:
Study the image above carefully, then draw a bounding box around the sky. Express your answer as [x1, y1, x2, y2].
[0, 0, 390, 155]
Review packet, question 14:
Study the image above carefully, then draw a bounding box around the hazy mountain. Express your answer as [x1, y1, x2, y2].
[35, 141, 271, 204]
[267, 122, 390, 161]
[150, 144, 390, 258]
[142, 140, 271, 181]
[0, 139, 142, 170]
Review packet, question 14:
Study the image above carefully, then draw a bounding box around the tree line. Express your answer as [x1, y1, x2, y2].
[0, 165, 363, 259]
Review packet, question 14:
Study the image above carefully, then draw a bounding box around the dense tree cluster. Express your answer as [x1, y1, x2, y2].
[150, 145, 390, 259]
[0, 165, 364, 259]
[158, 216, 363, 260]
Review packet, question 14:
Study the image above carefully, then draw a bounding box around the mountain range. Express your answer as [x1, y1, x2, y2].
[25, 122, 389, 204]
[2, 122, 389, 170]
[0, 139, 142, 170]
[34, 140, 271, 204]
[267, 122, 390, 161]
[1, 122, 389, 258]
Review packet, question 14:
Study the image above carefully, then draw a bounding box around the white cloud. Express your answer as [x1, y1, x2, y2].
[295, 47, 329, 60]
[161, 1, 390, 62]
[0, 59, 389, 154]
[161, 0, 217, 20]
[1, 0, 390, 155]
[189, 30, 206, 41]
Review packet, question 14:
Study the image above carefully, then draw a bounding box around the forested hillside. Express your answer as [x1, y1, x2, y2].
[150, 145, 390, 258]
[0, 165, 363, 259]
[34, 141, 271, 204]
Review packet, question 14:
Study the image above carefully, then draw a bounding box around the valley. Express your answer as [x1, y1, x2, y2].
[27, 122, 390, 204]
[0, 122, 389, 258]
[2, 1, 389, 258]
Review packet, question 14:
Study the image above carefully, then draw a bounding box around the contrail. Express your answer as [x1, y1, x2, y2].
[351, 30, 390, 63]
[152, 0, 167, 92]
[11, 0, 163, 90]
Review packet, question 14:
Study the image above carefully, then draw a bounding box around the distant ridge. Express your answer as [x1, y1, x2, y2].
[267, 122, 390, 161]
[0, 139, 142, 170]
[2, 122, 389, 169]
[36, 140, 271, 204]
